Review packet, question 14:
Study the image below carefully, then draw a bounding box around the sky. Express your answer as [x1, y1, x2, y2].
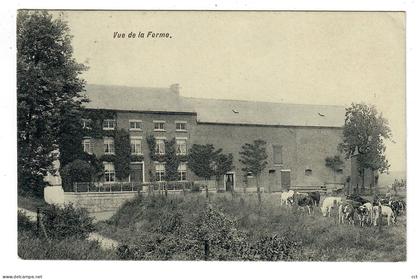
[58, 11, 405, 172]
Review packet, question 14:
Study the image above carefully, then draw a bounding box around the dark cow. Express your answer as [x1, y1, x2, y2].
[307, 191, 321, 207]
[288, 192, 314, 215]
[346, 194, 370, 205]
[389, 200, 405, 216]
[355, 205, 370, 227]
[338, 203, 356, 225]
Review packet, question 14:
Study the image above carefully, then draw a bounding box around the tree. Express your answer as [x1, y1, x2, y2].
[114, 129, 131, 180]
[239, 140, 268, 201]
[164, 138, 180, 181]
[187, 144, 218, 181]
[214, 153, 234, 189]
[17, 11, 87, 196]
[338, 103, 392, 192]
[60, 159, 96, 192]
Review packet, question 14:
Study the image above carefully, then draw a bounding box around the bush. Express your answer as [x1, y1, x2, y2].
[61, 159, 96, 191]
[18, 210, 35, 232]
[41, 203, 94, 240]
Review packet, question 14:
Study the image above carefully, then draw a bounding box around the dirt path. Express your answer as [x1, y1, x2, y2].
[18, 208, 119, 250]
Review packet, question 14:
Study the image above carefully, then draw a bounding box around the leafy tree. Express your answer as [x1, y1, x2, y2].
[239, 140, 268, 199]
[114, 129, 131, 180]
[187, 144, 233, 187]
[214, 153, 234, 188]
[187, 144, 218, 180]
[338, 103, 392, 191]
[165, 138, 180, 181]
[17, 11, 87, 196]
[60, 159, 96, 192]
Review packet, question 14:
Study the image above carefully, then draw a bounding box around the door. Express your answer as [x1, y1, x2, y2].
[129, 162, 144, 183]
[224, 172, 235, 192]
[269, 169, 279, 192]
[280, 170, 291, 191]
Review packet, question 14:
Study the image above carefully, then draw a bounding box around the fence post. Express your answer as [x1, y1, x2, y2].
[378, 205, 383, 232]
[165, 183, 168, 197]
[204, 240, 210, 261]
[36, 207, 40, 237]
[205, 185, 209, 199]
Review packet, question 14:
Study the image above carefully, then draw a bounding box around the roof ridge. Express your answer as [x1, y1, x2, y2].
[183, 96, 345, 108]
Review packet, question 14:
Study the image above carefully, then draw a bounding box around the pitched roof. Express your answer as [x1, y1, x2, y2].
[184, 97, 345, 128]
[83, 84, 195, 113]
[83, 84, 345, 128]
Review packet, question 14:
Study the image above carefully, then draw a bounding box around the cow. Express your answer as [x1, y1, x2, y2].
[373, 205, 396, 226]
[288, 192, 314, 215]
[338, 203, 355, 225]
[307, 191, 321, 207]
[355, 204, 370, 227]
[362, 202, 374, 225]
[321, 197, 342, 217]
[389, 199, 405, 216]
[346, 194, 370, 205]
[280, 190, 295, 206]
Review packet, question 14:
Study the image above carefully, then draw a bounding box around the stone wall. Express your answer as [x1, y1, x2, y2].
[64, 192, 138, 214]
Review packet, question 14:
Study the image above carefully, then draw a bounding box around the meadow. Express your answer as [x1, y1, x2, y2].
[17, 191, 406, 261]
[96, 192, 406, 261]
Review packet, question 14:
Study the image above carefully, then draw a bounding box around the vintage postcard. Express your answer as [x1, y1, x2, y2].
[14, 8, 407, 273]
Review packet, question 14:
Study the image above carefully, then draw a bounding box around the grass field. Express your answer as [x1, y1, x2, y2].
[95, 192, 406, 261]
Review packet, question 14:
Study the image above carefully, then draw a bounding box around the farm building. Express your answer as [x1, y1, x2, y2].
[79, 83, 351, 192]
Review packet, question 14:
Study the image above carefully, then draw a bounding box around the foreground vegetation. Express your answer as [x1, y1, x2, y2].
[18, 192, 405, 261]
[96, 193, 406, 261]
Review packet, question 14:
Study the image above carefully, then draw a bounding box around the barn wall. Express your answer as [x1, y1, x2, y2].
[191, 123, 350, 191]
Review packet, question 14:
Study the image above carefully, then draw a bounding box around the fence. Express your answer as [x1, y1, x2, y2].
[72, 181, 215, 193]
[72, 182, 142, 193]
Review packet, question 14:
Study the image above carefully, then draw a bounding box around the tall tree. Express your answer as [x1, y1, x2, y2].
[114, 129, 131, 180]
[214, 153, 234, 189]
[17, 11, 87, 196]
[338, 103, 392, 191]
[239, 140, 268, 200]
[187, 144, 218, 181]
[164, 138, 180, 181]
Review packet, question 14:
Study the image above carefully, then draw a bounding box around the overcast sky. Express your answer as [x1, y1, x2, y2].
[59, 11, 406, 172]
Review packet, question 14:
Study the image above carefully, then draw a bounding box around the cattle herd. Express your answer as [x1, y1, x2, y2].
[280, 190, 406, 227]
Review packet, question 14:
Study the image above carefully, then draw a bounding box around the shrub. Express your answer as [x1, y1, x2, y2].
[61, 159, 96, 191]
[41, 203, 94, 240]
[18, 210, 35, 232]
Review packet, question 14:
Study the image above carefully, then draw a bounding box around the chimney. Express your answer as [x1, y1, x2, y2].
[170, 83, 180, 95]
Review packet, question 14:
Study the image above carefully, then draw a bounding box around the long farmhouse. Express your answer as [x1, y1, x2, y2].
[80, 83, 351, 192]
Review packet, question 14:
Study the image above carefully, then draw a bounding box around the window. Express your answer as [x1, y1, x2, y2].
[305, 169, 313, 176]
[178, 162, 187, 181]
[175, 121, 187, 132]
[82, 138, 93, 154]
[155, 163, 165, 182]
[153, 121, 165, 131]
[82, 119, 92, 130]
[129, 120, 142, 131]
[176, 138, 187, 155]
[104, 137, 115, 154]
[104, 162, 115, 183]
[103, 119, 116, 130]
[130, 137, 142, 155]
[273, 145, 283, 165]
[155, 138, 165, 155]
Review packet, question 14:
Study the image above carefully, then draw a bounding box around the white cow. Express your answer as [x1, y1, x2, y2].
[373, 205, 396, 226]
[280, 190, 295, 206]
[321, 197, 342, 217]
